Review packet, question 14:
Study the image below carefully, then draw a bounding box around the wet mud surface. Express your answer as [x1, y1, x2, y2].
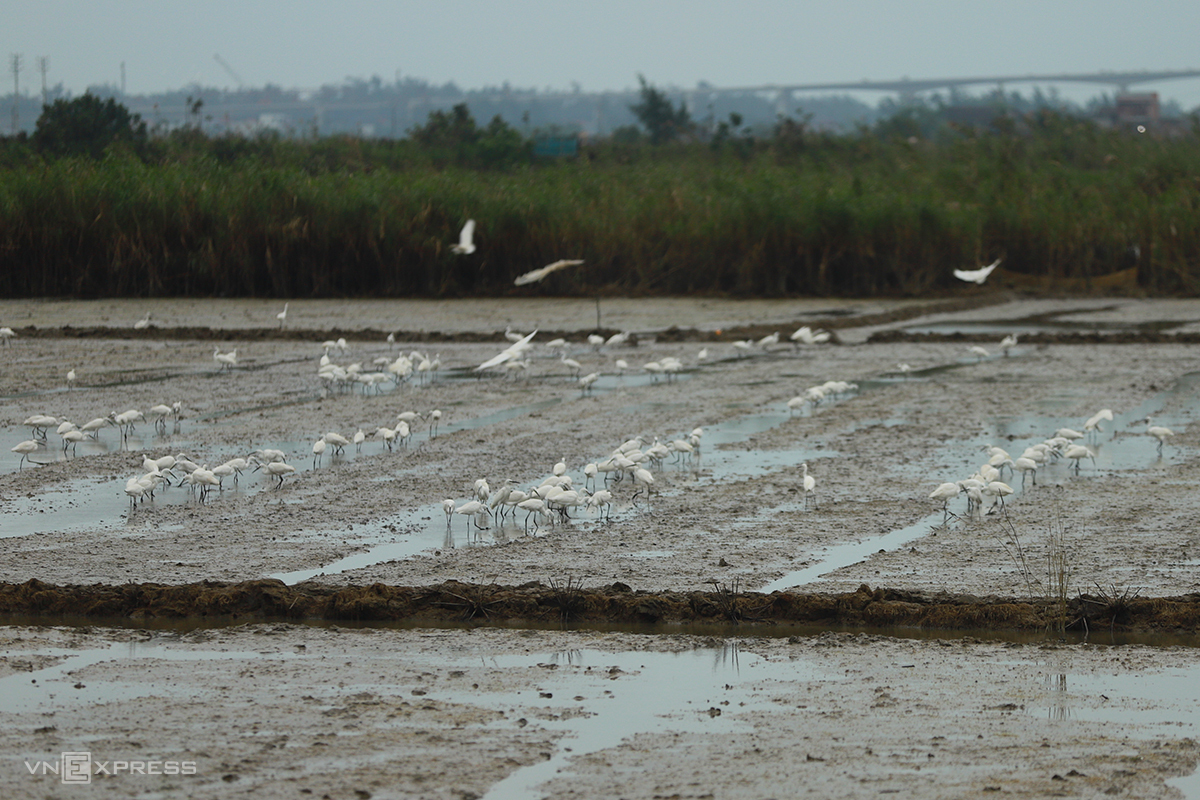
[4, 294, 1200, 797]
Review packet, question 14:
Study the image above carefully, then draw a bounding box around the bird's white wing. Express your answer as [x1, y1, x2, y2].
[459, 219, 475, 249]
[476, 350, 514, 371]
[514, 260, 583, 285]
[513, 266, 550, 286]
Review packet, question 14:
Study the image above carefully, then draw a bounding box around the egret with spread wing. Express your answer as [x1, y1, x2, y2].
[451, 219, 476, 254]
[953, 258, 1001, 284]
[514, 259, 584, 286]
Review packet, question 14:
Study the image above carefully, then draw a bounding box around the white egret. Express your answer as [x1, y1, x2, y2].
[929, 482, 960, 521]
[213, 347, 238, 370]
[1084, 409, 1114, 436]
[605, 331, 630, 348]
[12, 440, 39, 470]
[255, 460, 296, 488]
[953, 258, 1001, 284]
[999, 333, 1018, 355]
[983, 480, 1014, 511]
[311, 438, 326, 468]
[1064, 444, 1095, 473]
[517, 498, 547, 533]
[353, 429, 366, 453]
[800, 462, 816, 509]
[276, 302, 289, 328]
[968, 345, 989, 362]
[134, 312, 152, 329]
[60, 429, 85, 456]
[1012, 457, 1038, 488]
[756, 332, 780, 351]
[451, 219, 476, 254]
[67, 368, 76, 388]
[514, 259, 584, 286]
[561, 356, 582, 380]
[324, 431, 350, 455]
[579, 371, 600, 394]
[0, 326, 15, 345]
[1142, 418, 1175, 453]
[454, 500, 490, 534]
[428, 409, 442, 437]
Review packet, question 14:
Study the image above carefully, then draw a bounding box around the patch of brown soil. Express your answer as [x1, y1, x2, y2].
[4, 579, 1200, 634]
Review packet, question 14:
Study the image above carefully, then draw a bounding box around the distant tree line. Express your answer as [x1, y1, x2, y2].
[3, 78, 1200, 299]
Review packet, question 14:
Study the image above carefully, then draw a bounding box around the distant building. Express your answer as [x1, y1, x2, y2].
[1115, 92, 1160, 125]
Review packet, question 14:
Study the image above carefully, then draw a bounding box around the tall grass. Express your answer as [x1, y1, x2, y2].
[2, 123, 1200, 298]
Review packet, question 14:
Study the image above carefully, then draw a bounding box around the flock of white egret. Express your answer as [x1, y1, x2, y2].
[928, 404, 1175, 523]
[441, 427, 704, 539]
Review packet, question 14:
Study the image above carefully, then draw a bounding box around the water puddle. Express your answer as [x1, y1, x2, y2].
[1025, 666, 1200, 797]
[474, 644, 830, 800]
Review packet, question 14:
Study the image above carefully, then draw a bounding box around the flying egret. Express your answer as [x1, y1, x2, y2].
[953, 258, 1001, 284]
[276, 303, 289, 329]
[514, 259, 584, 286]
[451, 219, 476, 254]
[1084, 409, 1114, 436]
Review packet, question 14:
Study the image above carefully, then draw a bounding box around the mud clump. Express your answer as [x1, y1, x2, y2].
[4, 579, 1200, 634]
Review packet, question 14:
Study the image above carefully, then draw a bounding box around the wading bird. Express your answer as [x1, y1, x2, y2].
[276, 303, 289, 329]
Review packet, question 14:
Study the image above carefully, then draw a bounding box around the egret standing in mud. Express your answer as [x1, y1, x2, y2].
[929, 482, 960, 522]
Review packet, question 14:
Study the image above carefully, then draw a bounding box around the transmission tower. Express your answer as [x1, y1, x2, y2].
[10, 53, 21, 134]
[36, 56, 48, 107]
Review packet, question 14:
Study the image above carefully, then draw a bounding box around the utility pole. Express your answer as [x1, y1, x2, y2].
[36, 56, 48, 107]
[10, 53, 22, 134]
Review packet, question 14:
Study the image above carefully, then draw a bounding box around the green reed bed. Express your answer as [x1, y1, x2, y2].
[2, 128, 1200, 298]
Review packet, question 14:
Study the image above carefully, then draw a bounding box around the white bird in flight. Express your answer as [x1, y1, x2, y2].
[514, 259, 584, 286]
[451, 219, 476, 254]
[953, 258, 1001, 284]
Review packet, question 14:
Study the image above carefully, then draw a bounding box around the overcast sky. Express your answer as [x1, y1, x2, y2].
[10, 0, 1200, 109]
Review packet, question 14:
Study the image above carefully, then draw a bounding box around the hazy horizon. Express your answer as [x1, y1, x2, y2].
[9, 0, 1200, 110]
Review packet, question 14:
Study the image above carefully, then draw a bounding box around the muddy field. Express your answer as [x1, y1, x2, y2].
[2, 294, 1200, 798]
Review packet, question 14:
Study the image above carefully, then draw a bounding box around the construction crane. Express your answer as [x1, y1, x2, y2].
[213, 54, 244, 89]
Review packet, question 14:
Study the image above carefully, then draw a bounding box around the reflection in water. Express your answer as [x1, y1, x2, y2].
[1047, 673, 1070, 721]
